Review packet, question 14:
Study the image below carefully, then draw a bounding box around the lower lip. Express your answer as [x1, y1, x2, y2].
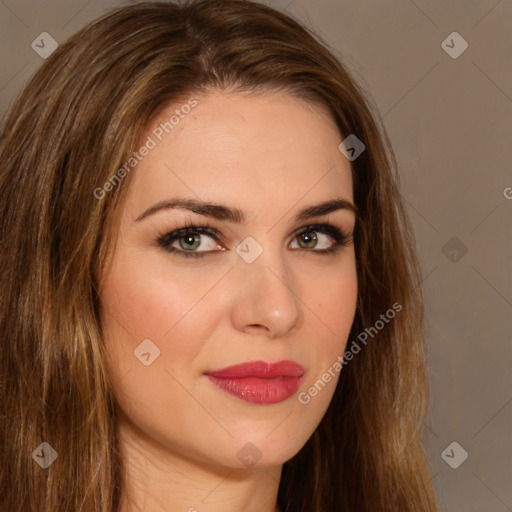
[206, 375, 302, 404]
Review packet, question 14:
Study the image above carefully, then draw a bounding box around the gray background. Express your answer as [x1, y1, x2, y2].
[1, 0, 511, 510]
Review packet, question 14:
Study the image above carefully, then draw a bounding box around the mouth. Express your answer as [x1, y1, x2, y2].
[204, 360, 305, 405]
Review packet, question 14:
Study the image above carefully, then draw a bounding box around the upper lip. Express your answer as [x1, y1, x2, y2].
[205, 360, 304, 379]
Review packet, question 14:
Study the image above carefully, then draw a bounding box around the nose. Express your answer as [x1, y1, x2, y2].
[229, 247, 303, 339]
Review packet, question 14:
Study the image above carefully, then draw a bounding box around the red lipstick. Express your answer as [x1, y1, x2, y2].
[205, 360, 304, 405]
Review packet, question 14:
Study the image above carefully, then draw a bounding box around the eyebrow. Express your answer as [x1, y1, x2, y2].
[135, 197, 358, 224]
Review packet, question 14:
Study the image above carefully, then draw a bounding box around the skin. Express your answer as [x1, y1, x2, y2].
[99, 89, 358, 512]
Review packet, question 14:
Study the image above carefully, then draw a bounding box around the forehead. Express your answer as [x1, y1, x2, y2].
[124, 89, 353, 218]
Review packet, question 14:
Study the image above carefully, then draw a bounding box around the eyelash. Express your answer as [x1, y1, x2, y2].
[156, 220, 352, 259]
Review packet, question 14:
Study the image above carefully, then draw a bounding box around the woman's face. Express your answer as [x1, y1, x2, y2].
[100, 89, 358, 469]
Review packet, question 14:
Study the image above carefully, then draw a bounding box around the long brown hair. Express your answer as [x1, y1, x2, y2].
[0, 1, 438, 510]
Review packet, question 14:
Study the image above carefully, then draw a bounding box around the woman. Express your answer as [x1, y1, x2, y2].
[0, 1, 438, 511]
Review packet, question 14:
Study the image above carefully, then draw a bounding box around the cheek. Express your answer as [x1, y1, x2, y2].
[98, 248, 239, 435]
[311, 258, 358, 349]
[99, 249, 229, 358]
[98, 252, 229, 445]
[300, 258, 357, 403]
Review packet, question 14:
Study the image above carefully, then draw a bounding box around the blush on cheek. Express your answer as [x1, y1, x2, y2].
[102, 269, 184, 339]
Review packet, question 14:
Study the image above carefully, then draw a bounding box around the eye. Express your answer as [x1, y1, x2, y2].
[290, 223, 350, 255]
[157, 224, 223, 258]
[291, 225, 337, 252]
